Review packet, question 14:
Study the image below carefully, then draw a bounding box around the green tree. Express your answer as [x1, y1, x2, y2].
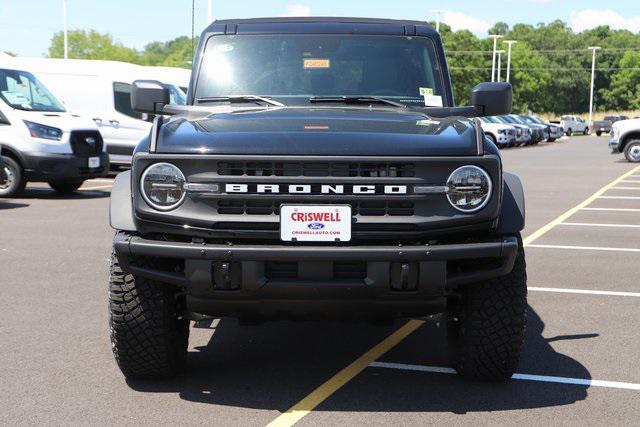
[139, 36, 196, 68]
[489, 22, 509, 36]
[600, 51, 640, 110]
[48, 30, 139, 63]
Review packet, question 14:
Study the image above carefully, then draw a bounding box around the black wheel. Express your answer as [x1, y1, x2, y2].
[447, 235, 527, 381]
[583, 127, 589, 136]
[624, 140, 640, 163]
[109, 248, 189, 380]
[0, 156, 26, 198]
[566, 128, 572, 137]
[596, 131, 602, 137]
[48, 180, 85, 194]
[547, 138, 556, 143]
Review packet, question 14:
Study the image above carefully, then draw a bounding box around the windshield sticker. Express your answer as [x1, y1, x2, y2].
[419, 87, 434, 96]
[423, 94, 443, 107]
[304, 59, 331, 69]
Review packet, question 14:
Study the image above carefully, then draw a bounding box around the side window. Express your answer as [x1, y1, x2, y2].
[113, 82, 142, 119]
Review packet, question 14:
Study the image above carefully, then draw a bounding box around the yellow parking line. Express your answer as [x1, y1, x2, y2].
[266, 164, 640, 427]
[523, 165, 640, 246]
[266, 320, 425, 427]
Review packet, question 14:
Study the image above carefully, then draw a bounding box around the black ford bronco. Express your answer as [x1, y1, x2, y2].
[109, 17, 527, 381]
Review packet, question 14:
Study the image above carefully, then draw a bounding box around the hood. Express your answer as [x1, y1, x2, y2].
[155, 107, 479, 156]
[13, 109, 98, 131]
[614, 118, 640, 132]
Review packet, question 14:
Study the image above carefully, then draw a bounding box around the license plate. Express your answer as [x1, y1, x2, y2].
[280, 205, 351, 242]
[88, 157, 100, 168]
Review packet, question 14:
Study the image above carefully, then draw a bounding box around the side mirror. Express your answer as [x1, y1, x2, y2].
[131, 80, 170, 114]
[471, 82, 512, 117]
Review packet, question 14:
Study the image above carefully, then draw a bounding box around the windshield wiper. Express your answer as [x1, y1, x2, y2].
[309, 96, 406, 108]
[195, 95, 285, 107]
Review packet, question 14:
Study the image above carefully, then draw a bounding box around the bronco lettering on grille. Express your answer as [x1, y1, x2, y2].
[224, 184, 408, 194]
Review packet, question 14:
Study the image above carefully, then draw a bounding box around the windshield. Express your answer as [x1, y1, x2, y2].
[0, 68, 65, 112]
[195, 34, 445, 106]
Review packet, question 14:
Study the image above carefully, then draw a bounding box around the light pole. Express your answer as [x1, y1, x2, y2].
[496, 50, 505, 82]
[588, 46, 601, 129]
[207, 0, 212, 24]
[504, 40, 517, 82]
[488, 35, 503, 82]
[63, 0, 68, 59]
[429, 9, 444, 33]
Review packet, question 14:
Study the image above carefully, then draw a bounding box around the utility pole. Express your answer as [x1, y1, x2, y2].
[504, 40, 517, 82]
[496, 50, 505, 82]
[63, 0, 68, 59]
[207, 0, 212, 24]
[588, 46, 601, 129]
[488, 35, 503, 82]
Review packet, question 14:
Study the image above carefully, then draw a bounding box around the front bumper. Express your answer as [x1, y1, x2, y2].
[609, 138, 621, 154]
[22, 151, 109, 181]
[113, 233, 519, 318]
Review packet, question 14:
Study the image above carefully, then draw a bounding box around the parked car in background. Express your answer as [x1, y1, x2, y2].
[478, 116, 516, 147]
[520, 115, 563, 142]
[0, 65, 108, 197]
[610, 118, 640, 162]
[5, 57, 187, 167]
[594, 115, 628, 136]
[496, 115, 540, 145]
[560, 115, 589, 136]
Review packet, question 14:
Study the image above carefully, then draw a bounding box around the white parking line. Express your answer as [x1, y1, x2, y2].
[79, 184, 113, 191]
[612, 187, 640, 190]
[559, 222, 640, 228]
[529, 286, 640, 297]
[526, 244, 640, 253]
[581, 207, 640, 212]
[621, 180, 640, 184]
[87, 178, 115, 183]
[599, 196, 640, 200]
[369, 361, 640, 391]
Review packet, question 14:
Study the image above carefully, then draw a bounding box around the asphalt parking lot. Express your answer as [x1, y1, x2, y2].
[1, 135, 639, 425]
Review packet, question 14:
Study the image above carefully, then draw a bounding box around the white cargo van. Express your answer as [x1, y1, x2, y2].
[0, 65, 108, 197]
[7, 58, 187, 166]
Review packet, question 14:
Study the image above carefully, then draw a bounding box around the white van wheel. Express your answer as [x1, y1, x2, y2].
[0, 157, 27, 198]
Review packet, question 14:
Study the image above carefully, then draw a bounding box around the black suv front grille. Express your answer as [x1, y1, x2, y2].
[215, 200, 415, 216]
[70, 131, 103, 157]
[217, 161, 415, 177]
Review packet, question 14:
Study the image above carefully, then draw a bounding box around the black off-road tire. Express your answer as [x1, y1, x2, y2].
[596, 131, 602, 137]
[48, 180, 84, 194]
[0, 156, 27, 198]
[109, 250, 189, 380]
[447, 236, 527, 381]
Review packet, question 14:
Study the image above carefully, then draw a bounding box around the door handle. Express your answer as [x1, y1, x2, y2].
[92, 117, 102, 125]
[109, 119, 120, 127]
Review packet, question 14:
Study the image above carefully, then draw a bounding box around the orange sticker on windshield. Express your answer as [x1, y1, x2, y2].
[304, 58, 330, 69]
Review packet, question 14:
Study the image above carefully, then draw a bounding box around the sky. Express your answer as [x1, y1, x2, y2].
[1, 0, 640, 57]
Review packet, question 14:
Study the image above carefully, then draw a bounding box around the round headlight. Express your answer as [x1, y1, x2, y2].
[446, 165, 492, 213]
[140, 163, 186, 211]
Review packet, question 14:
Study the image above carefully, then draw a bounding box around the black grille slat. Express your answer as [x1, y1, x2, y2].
[216, 161, 414, 178]
[214, 200, 414, 217]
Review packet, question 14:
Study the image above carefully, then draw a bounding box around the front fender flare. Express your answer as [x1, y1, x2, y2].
[497, 172, 525, 235]
[109, 170, 136, 231]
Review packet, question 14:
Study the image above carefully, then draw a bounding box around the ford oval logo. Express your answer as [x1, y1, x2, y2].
[308, 222, 325, 230]
[85, 137, 96, 144]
